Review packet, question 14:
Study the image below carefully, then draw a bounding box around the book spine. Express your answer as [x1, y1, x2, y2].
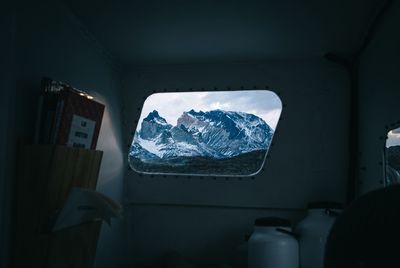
[51, 97, 65, 144]
[40, 93, 57, 144]
[90, 104, 105, 150]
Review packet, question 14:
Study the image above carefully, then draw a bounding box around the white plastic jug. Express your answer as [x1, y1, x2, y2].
[248, 217, 299, 268]
[295, 202, 343, 268]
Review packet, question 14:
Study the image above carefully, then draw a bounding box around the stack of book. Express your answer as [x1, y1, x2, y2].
[35, 78, 105, 150]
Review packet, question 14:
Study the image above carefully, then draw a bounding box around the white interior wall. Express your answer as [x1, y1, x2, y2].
[358, 1, 400, 195]
[14, 1, 126, 267]
[3, 0, 385, 265]
[125, 204, 305, 267]
[0, 1, 16, 267]
[121, 59, 350, 266]
[123, 60, 350, 208]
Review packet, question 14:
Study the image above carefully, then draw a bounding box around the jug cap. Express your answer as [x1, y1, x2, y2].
[254, 217, 291, 227]
[308, 201, 343, 210]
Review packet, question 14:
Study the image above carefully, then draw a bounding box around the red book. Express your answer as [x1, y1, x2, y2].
[52, 87, 105, 150]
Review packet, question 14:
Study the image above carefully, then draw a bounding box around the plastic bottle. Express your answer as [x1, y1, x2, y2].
[248, 217, 299, 268]
[295, 202, 343, 268]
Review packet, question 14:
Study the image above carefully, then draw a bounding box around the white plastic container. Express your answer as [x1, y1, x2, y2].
[248, 217, 299, 268]
[295, 202, 343, 268]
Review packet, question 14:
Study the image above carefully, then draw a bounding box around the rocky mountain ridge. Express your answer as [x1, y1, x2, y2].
[130, 109, 274, 162]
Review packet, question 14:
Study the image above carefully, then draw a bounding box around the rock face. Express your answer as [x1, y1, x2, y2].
[139, 110, 172, 140]
[129, 109, 274, 163]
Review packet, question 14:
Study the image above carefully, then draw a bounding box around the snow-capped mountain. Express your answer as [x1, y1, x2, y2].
[130, 109, 274, 162]
[139, 110, 172, 140]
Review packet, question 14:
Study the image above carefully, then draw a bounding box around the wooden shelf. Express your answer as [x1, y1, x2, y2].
[14, 145, 103, 268]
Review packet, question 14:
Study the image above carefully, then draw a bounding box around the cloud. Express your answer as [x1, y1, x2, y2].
[136, 90, 282, 130]
[387, 130, 400, 147]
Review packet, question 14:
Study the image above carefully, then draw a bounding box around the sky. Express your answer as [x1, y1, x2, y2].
[136, 90, 282, 131]
[387, 128, 400, 147]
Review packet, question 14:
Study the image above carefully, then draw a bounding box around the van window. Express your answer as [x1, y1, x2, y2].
[128, 90, 282, 177]
[385, 127, 400, 185]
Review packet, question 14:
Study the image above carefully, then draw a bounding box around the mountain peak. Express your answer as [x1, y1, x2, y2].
[187, 109, 205, 116]
[143, 110, 170, 125]
[140, 110, 171, 139]
[144, 110, 161, 120]
[133, 109, 274, 161]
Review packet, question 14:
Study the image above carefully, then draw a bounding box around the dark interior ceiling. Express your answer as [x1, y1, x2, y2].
[63, 0, 381, 67]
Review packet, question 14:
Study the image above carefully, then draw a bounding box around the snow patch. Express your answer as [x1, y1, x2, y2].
[137, 138, 164, 157]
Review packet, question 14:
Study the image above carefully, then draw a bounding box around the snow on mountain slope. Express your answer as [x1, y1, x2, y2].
[129, 109, 274, 161]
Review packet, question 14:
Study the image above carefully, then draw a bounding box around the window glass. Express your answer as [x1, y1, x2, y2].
[385, 127, 400, 185]
[129, 90, 282, 176]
